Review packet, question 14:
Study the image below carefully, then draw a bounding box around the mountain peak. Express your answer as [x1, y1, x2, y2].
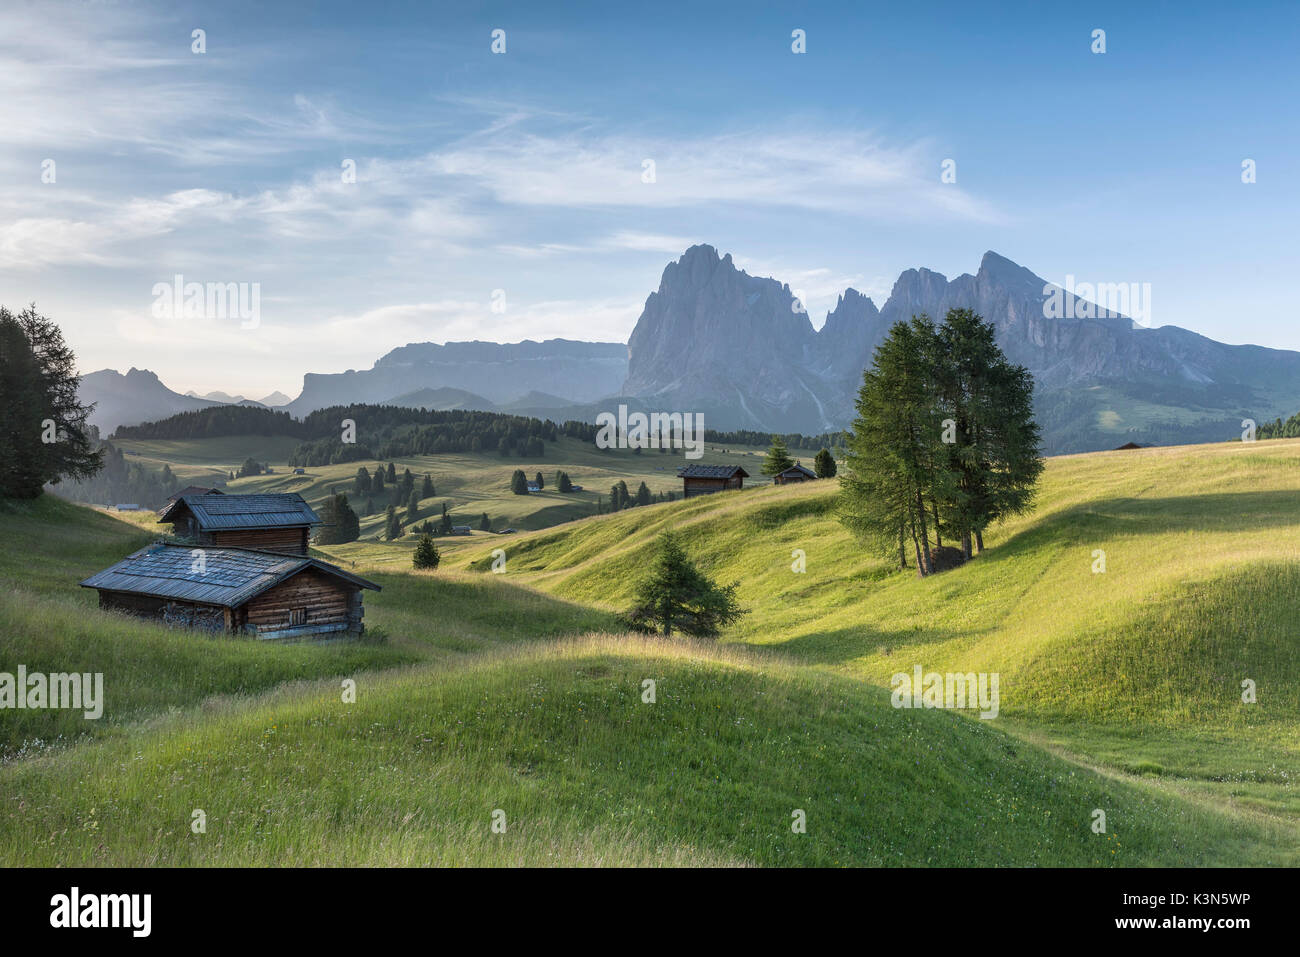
[977, 250, 1040, 289]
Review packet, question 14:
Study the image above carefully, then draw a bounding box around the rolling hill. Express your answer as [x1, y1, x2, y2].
[3, 437, 1298, 865]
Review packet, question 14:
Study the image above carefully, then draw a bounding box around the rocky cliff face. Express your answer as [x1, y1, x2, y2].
[622, 247, 1300, 451]
[285, 338, 629, 416]
[79, 368, 219, 435]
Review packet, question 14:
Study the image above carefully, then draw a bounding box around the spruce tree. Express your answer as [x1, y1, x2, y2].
[385, 504, 402, 540]
[0, 306, 102, 498]
[761, 435, 796, 476]
[814, 448, 837, 478]
[412, 534, 440, 570]
[623, 533, 745, 638]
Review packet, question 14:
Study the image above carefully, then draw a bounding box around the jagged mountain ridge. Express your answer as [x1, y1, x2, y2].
[622, 245, 1300, 451]
[283, 338, 628, 417]
[78, 247, 1300, 453]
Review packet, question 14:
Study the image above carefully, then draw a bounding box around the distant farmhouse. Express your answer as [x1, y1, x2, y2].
[677, 464, 748, 498]
[81, 543, 379, 640]
[773, 463, 817, 485]
[450, 525, 472, 536]
[158, 493, 320, 556]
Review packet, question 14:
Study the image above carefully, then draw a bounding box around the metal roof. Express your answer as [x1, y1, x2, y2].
[778, 464, 817, 478]
[676, 465, 750, 479]
[80, 543, 379, 607]
[158, 493, 320, 530]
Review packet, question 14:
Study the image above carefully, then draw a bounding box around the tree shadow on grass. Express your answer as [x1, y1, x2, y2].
[749, 620, 976, 668]
[370, 572, 621, 650]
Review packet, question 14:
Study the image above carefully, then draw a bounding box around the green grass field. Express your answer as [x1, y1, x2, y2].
[2, 437, 1298, 865]
[111, 434, 780, 536]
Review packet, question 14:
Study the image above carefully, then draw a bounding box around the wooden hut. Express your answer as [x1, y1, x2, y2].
[773, 463, 817, 485]
[158, 493, 320, 555]
[677, 464, 749, 498]
[81, 543, 379, 640]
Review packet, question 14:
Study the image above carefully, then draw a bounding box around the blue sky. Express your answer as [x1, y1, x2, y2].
[2, 0, 1296, 397]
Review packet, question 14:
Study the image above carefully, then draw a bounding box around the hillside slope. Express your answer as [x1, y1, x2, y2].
[2, 636, 1287, 866]
[432, 439, 1300, 808]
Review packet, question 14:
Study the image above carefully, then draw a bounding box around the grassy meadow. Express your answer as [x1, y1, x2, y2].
[2, 435, 1298, 865]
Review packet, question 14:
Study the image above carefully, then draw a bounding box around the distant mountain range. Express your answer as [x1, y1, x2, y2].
[184, 389, 291, 407]
[80, 246, 1300, 453]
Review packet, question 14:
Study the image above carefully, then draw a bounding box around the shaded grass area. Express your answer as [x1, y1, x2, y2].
[3, 636, 1288, 866]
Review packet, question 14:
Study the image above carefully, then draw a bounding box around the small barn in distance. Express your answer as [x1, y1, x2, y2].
[158, 493, 319, 556]
[677, 464, 749, 498]
[81, 544, 379, 640]
[773, 463, 817, 485]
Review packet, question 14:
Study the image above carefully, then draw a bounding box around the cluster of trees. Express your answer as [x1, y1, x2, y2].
[757, 435, 836, 479]
[1257, 411, 1300, 440]
[0, 306, 102, 498]
[606, 479, 656, 511]
[510, 469, 580, 495]
[288, 407, 557, 466]
[838, 309, 1042, 576]
[349, 464, 436, 519]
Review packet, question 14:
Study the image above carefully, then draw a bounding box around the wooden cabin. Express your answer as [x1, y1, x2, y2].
[677, 464, 749, 498]
[158, 493, 320, 555]
[81, 543, 380, 640]
[773, 463, 817, 485]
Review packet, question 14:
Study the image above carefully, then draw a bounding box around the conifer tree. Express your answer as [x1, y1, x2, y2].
[413, 534, 440, 570]
[761, 435, 796, 476]
[623, 533, 744, 638]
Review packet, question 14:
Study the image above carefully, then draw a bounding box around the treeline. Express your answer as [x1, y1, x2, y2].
[1258, 411, 1300, 439]
[289, 406, 558, 466]
[112, 403, 561, 466]
[559, 417, 846, 452]
[703, 428, 847, 450]
[114, 405, 307, 440]
[838, 308, 1043, 576]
